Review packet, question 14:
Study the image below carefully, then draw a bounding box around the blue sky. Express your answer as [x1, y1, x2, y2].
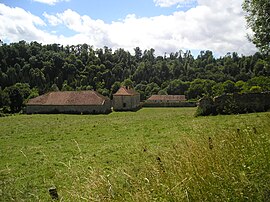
[2, 0, 195, 22]
[0, 0, 257, 56]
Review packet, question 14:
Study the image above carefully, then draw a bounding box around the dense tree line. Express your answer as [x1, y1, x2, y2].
[0, 41, 270, 113]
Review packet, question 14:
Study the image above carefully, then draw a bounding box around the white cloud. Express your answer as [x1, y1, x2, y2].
[50, 9, 112, 46]
[0, 3, 48, 42]
[154, 0, 196, 7]
[43, 12, 62, 26]
[0, 1, 257, 56]
[32, 0, 69, 6]
[107, 0, 257, 56]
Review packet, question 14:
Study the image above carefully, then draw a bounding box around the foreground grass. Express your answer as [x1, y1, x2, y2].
[0, 108, 269, 201]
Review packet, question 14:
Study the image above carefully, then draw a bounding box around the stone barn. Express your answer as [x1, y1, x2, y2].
[26, 91, 112, 114]
[113, 87, 140, 111]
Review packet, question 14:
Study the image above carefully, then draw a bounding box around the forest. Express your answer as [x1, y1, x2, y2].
[0, 41, 270, 113]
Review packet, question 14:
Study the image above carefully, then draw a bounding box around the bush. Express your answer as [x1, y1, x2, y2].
[249, 85, 262, 93]
[196, 96, 215, 116]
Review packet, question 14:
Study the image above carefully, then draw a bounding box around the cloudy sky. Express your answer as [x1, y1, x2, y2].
[0, 0, 257, 56]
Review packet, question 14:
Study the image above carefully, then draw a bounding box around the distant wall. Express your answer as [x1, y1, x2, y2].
[26, 100, 112, 114]
[143, 101, 197, 108]
[197, 92, 270, 116]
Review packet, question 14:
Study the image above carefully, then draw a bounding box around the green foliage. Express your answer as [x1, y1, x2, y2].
[247, 76, 270, 91]
[158, 89, 168, 95]
[197, 92, 270, 115]
[195, 96, 215, 116]
[61, 80, 73, 91]
[0, 108, 269, 200]
[121, 78, 134, 88]
[212, 83, 224, 96]
[4, 86, 23, 113]
[235, 80, 248, 93]
[167, 79, 189, 95]
[249, 85, 262, 93]
[28, 88, 39, 99]
[223, 80, 237, 93]
[187, 79, 216, 99]
[50, 83, 59, 92]
[3, 83, 31, 113]
[242, 0, 270, 54]
[0, 88, 10, 107]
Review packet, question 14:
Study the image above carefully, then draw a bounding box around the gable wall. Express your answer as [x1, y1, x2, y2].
[113, 94, 140, 111]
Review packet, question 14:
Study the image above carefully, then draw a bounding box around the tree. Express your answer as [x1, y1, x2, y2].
[187, 79, 215, 99]
[145, 82, 160, 97]
[158, 89, 167, 95]
[122, 78, 134, 88]
[134, 47, 142, 62]
[242, 0, 270, 54]
[0, 88, 10, 109]
[212, 83, 224, 97]
[223, 80, 237, 93]
[4, 85, 24, 113]
[247, 76, 270, 91]
[235, 80, 248, 92]
[110, 81, 121, 98]
[61, 80, 73, 91]
[167, 79, 189, 95]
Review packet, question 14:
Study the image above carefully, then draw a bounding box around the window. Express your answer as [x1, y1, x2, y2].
[123, 103, 127, 108]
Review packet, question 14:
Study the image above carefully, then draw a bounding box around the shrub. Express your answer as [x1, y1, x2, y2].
[196, 96, 215, 116]
[249, 85, 262, 93]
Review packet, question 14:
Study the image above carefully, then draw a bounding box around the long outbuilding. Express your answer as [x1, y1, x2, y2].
[146, 95, 187, 103]
[143, 94, 196, 107]
[26, 91, 112, 114]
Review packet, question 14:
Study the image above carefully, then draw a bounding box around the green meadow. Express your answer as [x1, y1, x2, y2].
[0, 108, 270, 201]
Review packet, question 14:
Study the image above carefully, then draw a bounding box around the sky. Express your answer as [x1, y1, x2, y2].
[0, 0, 258, 57]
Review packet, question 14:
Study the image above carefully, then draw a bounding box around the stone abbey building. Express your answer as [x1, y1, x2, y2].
[113, 86, 140, 111]
[26, 91, 111, 114]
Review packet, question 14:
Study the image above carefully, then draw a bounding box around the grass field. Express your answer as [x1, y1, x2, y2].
[0, 108, 270, 201]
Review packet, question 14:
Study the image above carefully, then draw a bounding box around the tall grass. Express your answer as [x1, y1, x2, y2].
[55, 121, 270, 201]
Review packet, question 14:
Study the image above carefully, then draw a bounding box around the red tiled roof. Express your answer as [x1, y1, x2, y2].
[113, 87, 139, 96]
[147, 95, 186, 101]
[27, 91, 109, 106]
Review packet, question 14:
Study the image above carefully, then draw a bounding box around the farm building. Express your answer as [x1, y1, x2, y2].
[113, 86, 140, 111]
[26, 91, 112, 114]
[144, 95, 196, 107]
[146, 95, 186, 103]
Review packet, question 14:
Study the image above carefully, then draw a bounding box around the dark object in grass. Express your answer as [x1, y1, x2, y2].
[156, 156, 161, 162]
[264, 189, 270, 201]
[49, 187, 59, 200]
[253, 127, 257, 134]
[209, 137, 213, 150]
[156, 156, 165, 173]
